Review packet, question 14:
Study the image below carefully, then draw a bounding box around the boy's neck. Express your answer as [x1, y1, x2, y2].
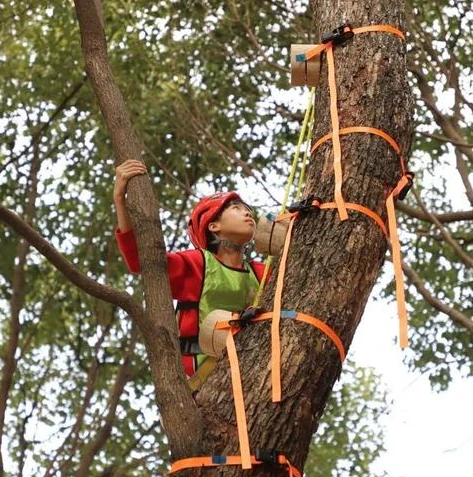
[214, 244, 245, 268]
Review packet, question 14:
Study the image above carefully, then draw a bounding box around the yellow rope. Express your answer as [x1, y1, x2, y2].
[253, 87, 315, 307]
[280, 87, 315, 213]
[295, 102, 315, 201]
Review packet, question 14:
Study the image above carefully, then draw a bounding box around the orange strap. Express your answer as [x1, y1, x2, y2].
[386, 176, 409, 348]
[278, 200, 388, 237]
[352, 25, 405, 40]
[225, 329, 252, 468]
[254, 311, 346, 363]
[311, 126, 406, 175]
[271, 216, 296, 402]
[326, 45, 348, 221]
[169, 454, 301, 476]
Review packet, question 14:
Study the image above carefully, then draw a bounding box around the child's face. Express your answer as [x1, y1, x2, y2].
[208, 202, 256, 246]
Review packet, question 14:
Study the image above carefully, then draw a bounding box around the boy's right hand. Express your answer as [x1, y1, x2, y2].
[113, 159, 147, 203]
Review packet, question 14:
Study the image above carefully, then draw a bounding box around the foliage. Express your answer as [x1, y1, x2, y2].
[306, 362, 388, 477]
[0, 0, 471, 475]
[379, 0, 473, 390]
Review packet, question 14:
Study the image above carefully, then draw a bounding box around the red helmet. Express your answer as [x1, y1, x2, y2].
[187, 191, 243, 249]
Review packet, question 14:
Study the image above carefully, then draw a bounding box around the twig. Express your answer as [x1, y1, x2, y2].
[396, 201, 473, 223]
[416, 131, 473, 149]
[393, 256, 473, 334]
[412, 187, 473, 268]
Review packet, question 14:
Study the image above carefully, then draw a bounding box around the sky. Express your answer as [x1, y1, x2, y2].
[351, 295, 473, 477]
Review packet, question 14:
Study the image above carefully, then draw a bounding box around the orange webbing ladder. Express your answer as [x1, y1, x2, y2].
[169, 22, 411, 475]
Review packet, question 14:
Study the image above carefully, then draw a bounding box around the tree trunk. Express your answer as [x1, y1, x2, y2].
[72, 0, 202, 461]
[195, 0, 413, 475]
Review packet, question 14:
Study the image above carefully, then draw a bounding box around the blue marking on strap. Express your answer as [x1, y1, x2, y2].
[281, 310, 297, 319]
[212, 455, 227, 464]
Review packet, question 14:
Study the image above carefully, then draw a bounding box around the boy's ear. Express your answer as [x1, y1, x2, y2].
[208, 221, 220, 233]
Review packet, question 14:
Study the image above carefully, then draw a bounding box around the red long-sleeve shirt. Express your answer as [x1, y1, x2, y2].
[115, 229, 265, 375]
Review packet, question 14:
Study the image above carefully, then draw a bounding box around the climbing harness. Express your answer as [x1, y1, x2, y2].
[170, 22, 412, 475]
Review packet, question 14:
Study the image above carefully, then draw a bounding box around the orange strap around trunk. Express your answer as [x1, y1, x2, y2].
[255, 311, 346, 363]
[225, 329, 252, 469]
[311, 125, 407, 175]
[311, 122, 409, 347]
[215, 309, 345, 457]
[277, 200, 388, 237]
[169, 454, 301, 476]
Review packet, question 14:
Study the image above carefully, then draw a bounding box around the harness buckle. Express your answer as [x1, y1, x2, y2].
[322, 24, 354, 46]
[228, 307, 263, 328]
[179, 337, 201, 355]
[287, 194, 321, 213]
[398, 171, 415, 200]
[255, 448, 280, 465]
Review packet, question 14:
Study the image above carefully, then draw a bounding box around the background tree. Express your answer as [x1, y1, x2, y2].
[0, 0, 471, 476]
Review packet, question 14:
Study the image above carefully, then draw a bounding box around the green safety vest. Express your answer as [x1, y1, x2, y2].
[195, 249, 260, 366]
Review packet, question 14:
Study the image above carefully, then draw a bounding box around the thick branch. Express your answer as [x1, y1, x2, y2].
[0, 204, 142, 319]
[73, 0, 202, 460]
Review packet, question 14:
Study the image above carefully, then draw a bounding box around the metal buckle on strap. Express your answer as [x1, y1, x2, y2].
[322, 24, 354, 46]
[179, 337, 201, 355]
[228, 307, 263, 328]
[287, 194, 321, 214]
[255, 448, 281, 464]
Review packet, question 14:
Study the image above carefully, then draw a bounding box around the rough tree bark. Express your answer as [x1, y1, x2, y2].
[72, 0, 202, 461]
[195, 0, 413, 475]
[67, 0, 413, 475]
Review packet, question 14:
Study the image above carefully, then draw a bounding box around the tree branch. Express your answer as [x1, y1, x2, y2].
[227, 0, 291, 74]
[0, 204, 142, 319]
[173, 93, 281, 205]
[0, 137, 41, 475]
[396, 201, 473, 223]
[417, 131, 473, 149]
[0, 78, 87, 175]
[455, 149, 473, 206]
[412, 188, 473, 268]
[76, 325, 138, 477]
[73, 0, 202, 460]
[43, 324, 113, 477]
[399, 259, 473, 334]
[409, 63, 473, 165]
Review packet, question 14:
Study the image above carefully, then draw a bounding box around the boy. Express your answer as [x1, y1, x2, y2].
[114, 159, 265, 380]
